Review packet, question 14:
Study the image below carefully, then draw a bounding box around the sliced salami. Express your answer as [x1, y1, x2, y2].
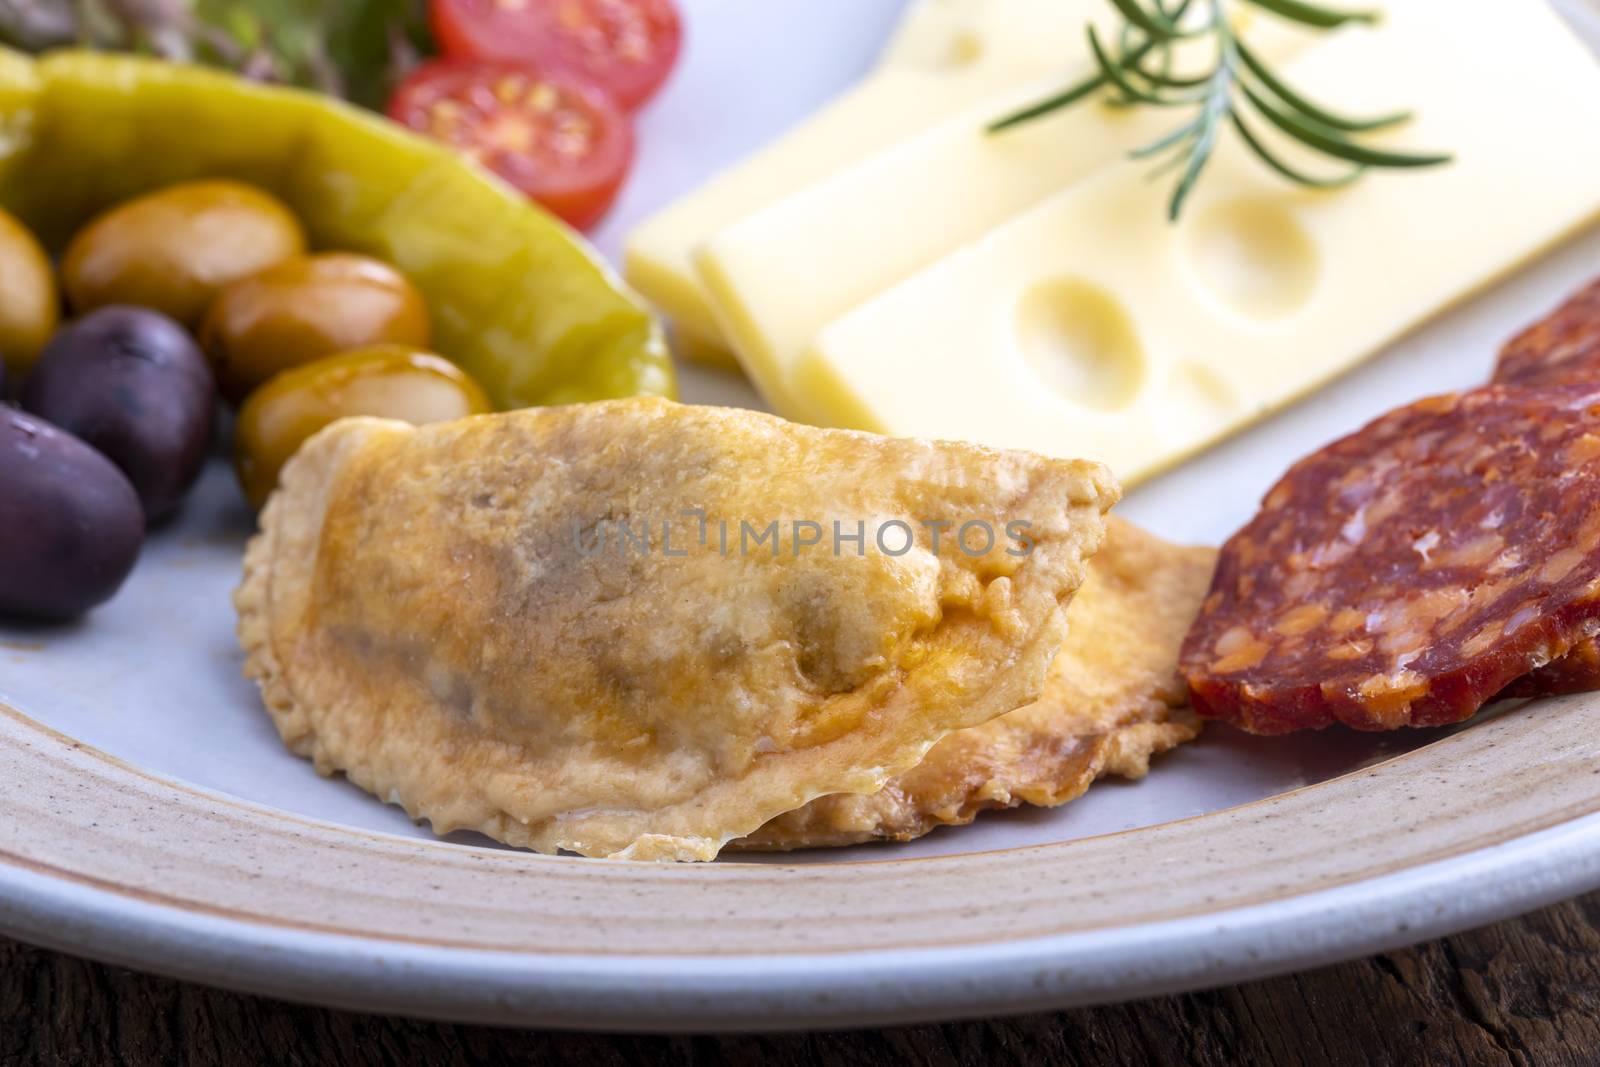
[1489, 275, 1600, 698]
[1181, 383, 1600, 733]
[1500, 637, 1600, 699]
[1493, 277, 1600, 388]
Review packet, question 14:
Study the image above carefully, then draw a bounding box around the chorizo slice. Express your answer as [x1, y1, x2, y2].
[1499, 636, 1600, 700]
[1488, 275, 1600, 697]
[1493, 276, 1600, 388]
[1180, 384, 1600, 733]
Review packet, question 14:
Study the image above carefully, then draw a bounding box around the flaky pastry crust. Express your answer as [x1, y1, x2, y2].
[740, 518, 1213, 849]
[237, 399, 1117, 860]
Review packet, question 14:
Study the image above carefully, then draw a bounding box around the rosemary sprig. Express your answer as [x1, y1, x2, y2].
[990, 0, 1451, 220]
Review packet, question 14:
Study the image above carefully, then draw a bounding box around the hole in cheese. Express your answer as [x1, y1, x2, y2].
[894, 25, 984, 71]
[1016, 279, 1147, 411]
[1182, 198, 1320, 320]
[1159, 360, 1243, 457]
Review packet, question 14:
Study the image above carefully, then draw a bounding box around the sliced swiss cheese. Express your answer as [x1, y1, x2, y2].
[694, 9, 1321, 418]
[789, 0, 1600, 485]
[624, 0, 1108, 362]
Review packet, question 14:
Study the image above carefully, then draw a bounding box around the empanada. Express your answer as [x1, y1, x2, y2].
[740, 517, 1214, 849]
[236, 399, 1117, 860]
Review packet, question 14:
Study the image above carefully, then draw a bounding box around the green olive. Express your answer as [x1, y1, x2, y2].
[62, 179, 306, 325]
[0, 206, 59, 379]
[235, 345, 490, 510]
[202, 252, 433, 405]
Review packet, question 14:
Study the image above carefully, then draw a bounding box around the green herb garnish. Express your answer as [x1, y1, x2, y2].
[990, 0, 1451, 220]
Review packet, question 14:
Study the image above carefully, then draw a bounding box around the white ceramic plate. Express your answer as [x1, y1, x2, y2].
[3, 0, 1600, 1032]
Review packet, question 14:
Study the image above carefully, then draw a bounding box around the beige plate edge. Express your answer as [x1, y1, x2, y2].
[3, 693, 1600, 1029]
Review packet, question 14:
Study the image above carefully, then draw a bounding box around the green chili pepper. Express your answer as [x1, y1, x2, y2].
[0, 49, 676, 409]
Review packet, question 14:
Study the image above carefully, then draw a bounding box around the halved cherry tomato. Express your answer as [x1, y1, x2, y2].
[431, 0, 682, 111]
[388, 61, 634, 231]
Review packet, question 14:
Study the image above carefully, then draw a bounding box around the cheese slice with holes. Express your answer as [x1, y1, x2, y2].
[623, 0, 1110, 363]
[785, 0, 1600, 485]
[693, 9, 1321, 418]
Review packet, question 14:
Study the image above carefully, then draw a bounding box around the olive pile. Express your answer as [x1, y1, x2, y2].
[1, 180, 490, 622]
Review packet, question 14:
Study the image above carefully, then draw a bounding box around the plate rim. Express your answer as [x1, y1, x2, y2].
[4, 696, 1600, 1029]
[4, 798, 1597, 1032]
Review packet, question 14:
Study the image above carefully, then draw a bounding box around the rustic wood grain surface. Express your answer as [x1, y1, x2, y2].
[4, 891, 1599, 1066]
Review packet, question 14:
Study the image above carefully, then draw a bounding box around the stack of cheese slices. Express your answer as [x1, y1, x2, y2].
[626, 0, 1600, 486]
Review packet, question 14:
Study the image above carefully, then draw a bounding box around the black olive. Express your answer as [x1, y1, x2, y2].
[0, 409, 144, 621]
[23, 305, 216, 522]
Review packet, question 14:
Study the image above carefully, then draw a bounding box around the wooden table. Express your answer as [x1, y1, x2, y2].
[4, 892, 1598, 1065]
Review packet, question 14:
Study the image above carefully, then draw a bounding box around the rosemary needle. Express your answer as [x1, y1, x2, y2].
[988, 0, 1451, 221]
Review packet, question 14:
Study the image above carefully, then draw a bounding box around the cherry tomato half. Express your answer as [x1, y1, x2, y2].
[388, 61, 634, 231]
[431, 0, 682, 111]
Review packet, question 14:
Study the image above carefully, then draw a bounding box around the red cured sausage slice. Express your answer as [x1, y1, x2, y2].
[1490, 276, 1600, 697]
[1494, 277, 1600, 388]
[1180, 384, 1600, 734]
[1500, 637, 1600, 699]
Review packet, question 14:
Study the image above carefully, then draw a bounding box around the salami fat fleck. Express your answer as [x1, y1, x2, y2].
[1493, 277, 1600, 388]
[1181, 384, 1600, 734]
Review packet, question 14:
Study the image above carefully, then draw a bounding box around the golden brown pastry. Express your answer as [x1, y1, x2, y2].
[236, 399, 1117, 860]
[740, 517, 1214, 849]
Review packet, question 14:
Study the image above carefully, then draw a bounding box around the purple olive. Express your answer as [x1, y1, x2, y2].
[0, 409, 143, 621]
[23, 306, 215, 522]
